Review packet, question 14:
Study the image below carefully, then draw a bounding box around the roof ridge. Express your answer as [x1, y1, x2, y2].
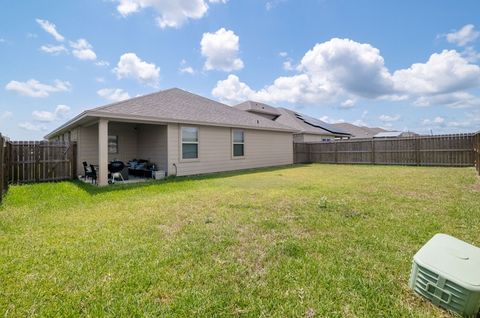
[90, 88, 179, 112]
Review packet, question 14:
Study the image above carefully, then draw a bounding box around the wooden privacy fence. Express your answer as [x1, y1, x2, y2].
[9, 141, 77, 183]
[475, 132, 480, 175]
[0, 137, 77, 203]
[295, 133, 477, 168]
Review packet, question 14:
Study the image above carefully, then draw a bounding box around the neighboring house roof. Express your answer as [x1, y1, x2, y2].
[373, 131, 405, 138]
[234, 101, 281, 116]
[333, 122, 387, 139]
[233, 101, 352, 137]
[271, 107, 351, 137]
[45, 88, 296, 138]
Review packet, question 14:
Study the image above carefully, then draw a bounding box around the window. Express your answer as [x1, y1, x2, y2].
[108, 135, 118, 154]
[181, 127, 198, 159]
[232, 130, 245, 157]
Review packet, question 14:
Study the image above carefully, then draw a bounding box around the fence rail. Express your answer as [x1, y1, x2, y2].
[295, 133, 477, 169]
[0, 136, 77, 203]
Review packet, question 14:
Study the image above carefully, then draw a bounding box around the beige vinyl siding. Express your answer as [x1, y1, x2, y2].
[294, 133, 333, 143]
[137, 124, 168, 171]
[167, 123, 293, 176]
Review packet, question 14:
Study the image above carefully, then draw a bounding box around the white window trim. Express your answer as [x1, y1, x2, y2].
[231, 129, 245, 159]
[180, 126, 200, 162]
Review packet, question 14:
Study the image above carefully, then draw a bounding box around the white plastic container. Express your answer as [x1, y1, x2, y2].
[409, 234, 480, 317]
[153, 170, 165, 180]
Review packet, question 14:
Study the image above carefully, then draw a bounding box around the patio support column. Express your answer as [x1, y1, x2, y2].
[98, 118, 109, 186]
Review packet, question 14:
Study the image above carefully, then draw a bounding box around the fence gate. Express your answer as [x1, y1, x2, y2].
[9, 141, 77, 184]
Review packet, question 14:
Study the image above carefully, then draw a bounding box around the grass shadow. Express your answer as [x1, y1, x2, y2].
[70, 164, 307, 196]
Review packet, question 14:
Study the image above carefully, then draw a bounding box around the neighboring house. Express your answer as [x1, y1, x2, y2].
[234, 101, 352, 142]
[333, 122, 388, 139]
[45, 88, 296, 186]
[373, 131, 419, 138]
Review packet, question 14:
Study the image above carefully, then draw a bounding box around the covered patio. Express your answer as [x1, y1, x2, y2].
[79, 119, 168, 186]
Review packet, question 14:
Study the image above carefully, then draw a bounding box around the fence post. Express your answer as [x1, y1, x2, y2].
[0, 134, 4, 203]
[334, 142, 338, 163]
[71, 142, 77, 178]
[371, 139, 375, 164]
[415, 137, 420, 166]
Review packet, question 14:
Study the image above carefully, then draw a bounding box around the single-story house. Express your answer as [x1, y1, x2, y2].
[45, 88, 296, 186]
[234, 101, 352, 142]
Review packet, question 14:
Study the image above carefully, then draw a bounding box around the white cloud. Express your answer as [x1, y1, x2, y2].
[95, 60, 110, 67]
[69, 39, 97, 60]
[5, 79, 71, 98]
[283, 60, 294, 71]
[40, 44, 68, 55]
[340, 98, 356, 109]
[179, 66, 195, 75]
[446, 24, 479, 46]
[36, 19, 64, 42]
[212, 74, 256, 105]
[18, 122, 47, 131]
[113, 53, 160, 86]
[266, 0, 286, 10]
[212, 38, 480, 109]
[422, 116, 445, 126]
[392, 50, 480, 95]
[319, 115, 345, 124]
[32, 105, 70, 122]
[179, 59, 195, 74]
[97, 88, 131, 102]
[413, 92, 480, 108]
[0, 111, 13, 119]
[379, 114, 401, 122]
[201, 28, 244, 72]
[116, 0, 225, 28]
[462, 47, 480, 63]
[279, 52, 288, 58]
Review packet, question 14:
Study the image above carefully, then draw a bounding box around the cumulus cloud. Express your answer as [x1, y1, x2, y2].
[116, 0, 226, 28]
[113, 53, 160, 85]
[392, 50, 480, 95]
[179, 59, 195, 75]
[97, 88, 131, 102]
[69, 39, 97, 60]
[379, 114, 401, 122]
[413, 92, 480, 108]
[422, 116, 445, 126]
[212, 38, 480, 109]
[5, 79, 71, 98]
[340, 98, 356, 109]
[445, 24, 479, 46]
[0, 111, 13, 119]
[40, 44, 68, 55]
[201, 28, 244, 72]
[32, 105, 70, 122]
[36, 19, 64, 42]
[18, 122, 48, 131]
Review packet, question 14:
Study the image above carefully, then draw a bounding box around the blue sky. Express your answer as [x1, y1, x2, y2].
[1, 0, 480, 139]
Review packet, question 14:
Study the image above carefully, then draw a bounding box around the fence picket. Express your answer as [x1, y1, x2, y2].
[295, 133, 479, 170]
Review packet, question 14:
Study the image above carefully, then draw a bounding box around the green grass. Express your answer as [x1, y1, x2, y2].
[1, 164, 479, 317]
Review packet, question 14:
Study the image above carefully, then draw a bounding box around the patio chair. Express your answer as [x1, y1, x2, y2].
[83, 161, 95, 181]
[89, 164, 97, 184]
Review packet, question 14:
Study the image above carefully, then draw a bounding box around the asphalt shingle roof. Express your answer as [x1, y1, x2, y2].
[90, 88, 294, 131]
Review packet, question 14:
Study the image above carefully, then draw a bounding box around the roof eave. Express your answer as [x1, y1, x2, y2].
[46, 110, 299, 138]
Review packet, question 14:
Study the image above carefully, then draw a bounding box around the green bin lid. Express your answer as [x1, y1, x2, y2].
[413, 233, 480, 290]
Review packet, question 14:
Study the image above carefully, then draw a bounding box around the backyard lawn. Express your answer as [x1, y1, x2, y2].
[1, 164, 479, 317]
